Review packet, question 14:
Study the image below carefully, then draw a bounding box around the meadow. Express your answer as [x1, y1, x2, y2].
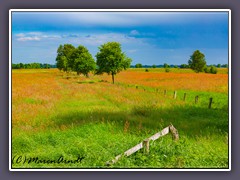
[11, 68, 229, 169]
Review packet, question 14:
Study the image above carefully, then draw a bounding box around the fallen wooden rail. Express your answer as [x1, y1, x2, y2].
[106, 124, 179, 166]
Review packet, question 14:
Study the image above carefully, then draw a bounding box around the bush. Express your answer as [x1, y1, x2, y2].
[204, 66, 218, 74]
[210, 66, 218, 74]
[165, 68, 170, 73]
[204, 66, 210, 73]
[145, 68, 149, 72]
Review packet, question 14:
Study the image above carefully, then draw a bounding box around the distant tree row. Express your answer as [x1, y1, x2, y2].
[56, 42, 132, 84]
[134, 63, 227, 69]
[134, 50, 228, 74]
[134, 63, 182, 68]
[12, 63, 55, 69]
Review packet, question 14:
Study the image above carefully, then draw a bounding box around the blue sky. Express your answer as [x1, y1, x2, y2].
[11, 11, 229, 65]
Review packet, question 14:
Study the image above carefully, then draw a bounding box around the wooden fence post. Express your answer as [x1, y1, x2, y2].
[183, 93, 187, 101]
[209, 98, 213, 109]
[195, 96, 199, 104]
[143, 138, 150, 154]
[173, 91, 177, 99]
[164, 90, 167, 96]
[169, 124, 179, 141]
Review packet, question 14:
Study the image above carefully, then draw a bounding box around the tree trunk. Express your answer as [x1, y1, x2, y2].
[112, 73, 115, 84]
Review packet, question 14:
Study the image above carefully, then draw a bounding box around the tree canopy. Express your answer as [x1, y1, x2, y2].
[70, 45, 96, 77]
[163, 63, 170, 68]
[188, 50, 207, 73]
[56, 44, 75, 72]
[135, 63, 143, 68]
[96, 42, 132, 84]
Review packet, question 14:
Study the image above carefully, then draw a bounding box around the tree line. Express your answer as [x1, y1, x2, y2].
[135, 50, 228, 74]
[56, 42, 132, 84]
[134, 63, 227, 69]
[12, 63, 56, 69]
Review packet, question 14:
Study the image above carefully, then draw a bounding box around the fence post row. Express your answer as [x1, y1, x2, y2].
[131, 85, 213, 109]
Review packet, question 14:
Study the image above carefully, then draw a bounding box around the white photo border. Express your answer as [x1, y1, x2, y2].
[9, 9, 231, 171]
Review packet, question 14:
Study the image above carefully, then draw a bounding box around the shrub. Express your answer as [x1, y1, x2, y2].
[165, 68, 170, 73]
[204, 66, 210, 73]
[204, 66, 218, 74]
[145, 68, 149, 72]
[210, 66, 218, 74]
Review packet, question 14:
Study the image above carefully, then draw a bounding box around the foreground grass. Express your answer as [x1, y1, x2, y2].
[11, 69, 229, 169]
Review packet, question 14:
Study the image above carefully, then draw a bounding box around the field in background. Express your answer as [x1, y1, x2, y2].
[11, 68, 229, 168]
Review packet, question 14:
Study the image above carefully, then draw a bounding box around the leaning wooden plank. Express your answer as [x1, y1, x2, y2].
[106, 125, 177, 166]
[124, 142, 143, 156]
[106, 154, 122, 166]
[106, 142, 143, 166]
[148, 126, 170, 141]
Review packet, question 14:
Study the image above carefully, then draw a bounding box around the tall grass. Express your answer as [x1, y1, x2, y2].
[11, 69, 229, 168]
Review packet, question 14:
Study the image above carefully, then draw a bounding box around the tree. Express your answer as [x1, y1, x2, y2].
[210, 65, 218, 74]
[70, 45, 96, 77]
[163, 63, 170, 68]
[188, 50, 206, 73]
[135, 63, 143, 68]
[96, 42, 132, 84]
[152, 64, 157, 68]
[180, 64, 189, 68]
[56, 44, 75, 72]
[19, 63, 24, 69]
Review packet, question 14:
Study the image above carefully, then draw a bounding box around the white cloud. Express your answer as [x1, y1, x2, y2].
[67, 33, 149, 47]
[127, 49, 138, 53]
[15, 33, 25, 37]
[63, 12, 216, 27]
[17, 36, 41, 41]
[15, 32, 61, 41]
[130, 30, 140, 36]
[27, 32, 42, 35]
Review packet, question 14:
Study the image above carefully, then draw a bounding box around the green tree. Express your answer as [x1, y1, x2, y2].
[70, 45, 96, 77]
[210, 65, 218, 74]
[152, 64, 157, 68]
[188, 50, 207, 73]
[180, 64, 189, 68]
[96, 42, 132, 84]
[19, 63, 24, 69]
[135, 63, 143, 68]
[221, 64, 228, 68]
[163, 63, 170, 68]
[56, 44, 75, 72]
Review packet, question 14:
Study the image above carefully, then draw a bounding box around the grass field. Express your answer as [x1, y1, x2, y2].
[11, 68, 229, 169]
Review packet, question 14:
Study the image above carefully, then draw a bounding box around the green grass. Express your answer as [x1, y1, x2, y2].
[12, 70, 229, 169]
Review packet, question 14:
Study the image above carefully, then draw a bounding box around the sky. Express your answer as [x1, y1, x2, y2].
[11, 11, 229, 65]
